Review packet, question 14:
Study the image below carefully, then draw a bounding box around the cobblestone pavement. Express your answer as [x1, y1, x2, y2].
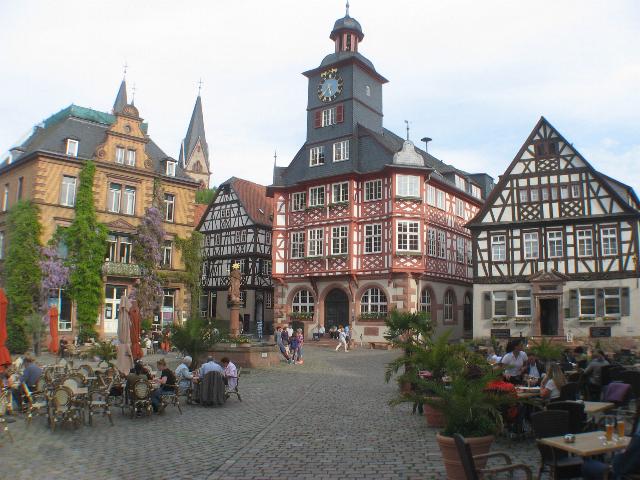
[1, 346, 540, 480]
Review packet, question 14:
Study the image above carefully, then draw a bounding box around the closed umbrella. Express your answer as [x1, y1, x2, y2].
[48, 306, 59, 354]
[129, 302, 143, 360]
[0, 289, 10, 367]
[115, 295, 133, 375]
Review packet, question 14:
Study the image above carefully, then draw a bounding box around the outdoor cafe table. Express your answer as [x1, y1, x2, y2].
[538, 431, 630, 457]
[581, 401, 615, 415]
[516, 386, 540, 399]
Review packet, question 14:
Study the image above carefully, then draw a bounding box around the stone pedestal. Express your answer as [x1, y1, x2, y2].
[229, 300, 241, 337]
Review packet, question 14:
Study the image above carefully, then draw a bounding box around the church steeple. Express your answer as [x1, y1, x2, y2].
[180, 93, 211, 187]
[112, 79, 128, 114]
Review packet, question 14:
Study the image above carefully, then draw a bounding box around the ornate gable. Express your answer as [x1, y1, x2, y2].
[105, 218, 137, 233]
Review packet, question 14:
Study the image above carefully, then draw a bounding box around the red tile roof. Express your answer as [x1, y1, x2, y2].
[193, 204, 208, 226]
[229, 177, 273, 227]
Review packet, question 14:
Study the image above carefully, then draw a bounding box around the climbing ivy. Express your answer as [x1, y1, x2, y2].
[175, 232, 204, 319]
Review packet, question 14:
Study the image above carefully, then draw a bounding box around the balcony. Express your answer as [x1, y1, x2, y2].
[103, 261, 141, 277]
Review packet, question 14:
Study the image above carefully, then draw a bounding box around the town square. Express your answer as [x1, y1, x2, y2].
[0, 1, 639, 479]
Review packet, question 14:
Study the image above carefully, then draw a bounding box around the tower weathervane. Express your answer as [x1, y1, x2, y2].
[346, 0, 350, 16]
[405, 120, 410, 141]
[197, 78, 203, 96]
[131, 83, 137, 104]
[273, 149, 278, 167]
[123, 61, 128, 79]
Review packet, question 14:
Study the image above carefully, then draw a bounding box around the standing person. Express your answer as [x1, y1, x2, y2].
[286, 324, 293, 339]
[280, 326, 290, 357]
[160, 328, 171, 354]
[583, 350, 610, 400]
[294, 328, 304, 364]
[335, 327, 349, 352]
[289, 331, 299, 363]
[275, 326, 291, 364]
[500, 340, 527, 384]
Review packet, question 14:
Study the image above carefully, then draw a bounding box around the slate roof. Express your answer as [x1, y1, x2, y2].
[330, 14, 364, 40]
[179, 95, 209, 167]
[270, 124, 485, 199]
[0, 104, 198, 184]
[223, 177, 273, 227]
[113, 79, 128, 113]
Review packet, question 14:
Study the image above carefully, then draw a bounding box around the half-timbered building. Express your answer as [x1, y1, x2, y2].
[468, 117, 640, 339]
[268, 9, 491, 341]
[199, 177, 274, 335]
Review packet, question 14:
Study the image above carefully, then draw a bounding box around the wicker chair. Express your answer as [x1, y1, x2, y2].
[225, 367, 242, 402]
[22, 383, 49, 427]
[123, 380, 153, 418]
[88, 379, 114, 426]
[0, 387, 14, 443]
[50, 386, 81, 431]
[531, 410, 583, 479]
[77, 364, 94, 379]
[453, 433, 532, 479]
[159, 385, 182, 415]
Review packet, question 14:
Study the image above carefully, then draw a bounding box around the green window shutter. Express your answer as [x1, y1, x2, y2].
[596, 289, 605, 317]
[621, 287, 630, 316]
[569, 289, 578, 318]
[506, 291, 515, 317]
[483, 292, 492, 319]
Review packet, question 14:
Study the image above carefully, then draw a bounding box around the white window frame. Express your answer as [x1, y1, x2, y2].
[443, 290, 455, 322]
[332, 182, 348, 203]
[456, 237, 464, 263]
[166, 160, 176, 177]
[0, 231, 4, 260]
[572, 184, 582, 198]
[333, 140, 349, 161]
[331, 225, 348, 255]
[604, 288, 621, 316]
[491, 234, 506, 262]
[519, 189, 528, 203]
[471, 185, 481, 199]
[123, 186, 136, 215]
[291, 231, 305, 259]
[396, 174, 420, 198]
[427, 185, 436, 206]
[579, 288, 596, 317]
[309, 186, 325, 207]
[455, 198, 464, 217]
[493, 291, 508, 317]
[162, 241, 173, 268]
[530, 188, 539, 202]
[66, 139, 79, 157]
[164, 193, 175, 222]
[420, 288, 431, 314]
[523, 232, 539, 260]
[577, 229, 593, 257]
[436, 189, 445, 210]
[126, 149, 136, 166]
[437, 230, 446, 259]
[307, 228, 323, 257]
[321, 107, 336, 127]
[360, 288, 387, 315]
[60, 175, 77, 207]
[547, 231, 564, 258]
[455, 175, 466, 191]
[364, 180, 382, 202]
[292, 192, 306, 211]
[601, 227, 618, 257]
[364, 223, 382, 254]
[515, 290, 531, 317]
[396, 220, 419, 252]
[427, 228, 437, 256]
[115, 147, 125, 164]
[108, 183, 122, 213]
[309, 146, 325, 166]
[292, 290, 315, 313]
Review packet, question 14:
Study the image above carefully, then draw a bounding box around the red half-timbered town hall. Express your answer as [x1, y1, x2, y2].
[268, 8, 494, 341]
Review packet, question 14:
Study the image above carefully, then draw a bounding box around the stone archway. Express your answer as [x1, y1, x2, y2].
[324, 288, 349, 330]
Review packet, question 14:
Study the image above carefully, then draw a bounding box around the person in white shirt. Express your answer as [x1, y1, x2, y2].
[500, 340, 527, 383]
[286, 324, 294, 338]
[541, 363, 566, 400]
[335, 328, 349, 352]
[221, 357, 238, 390]
[175, 356, 193, 394]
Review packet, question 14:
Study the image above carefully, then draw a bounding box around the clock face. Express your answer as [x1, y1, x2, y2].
[317, 70, 344, 102]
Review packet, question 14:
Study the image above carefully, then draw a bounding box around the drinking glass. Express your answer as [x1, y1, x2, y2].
[605, 417, 614, 442]
[617, 419, 625, 438]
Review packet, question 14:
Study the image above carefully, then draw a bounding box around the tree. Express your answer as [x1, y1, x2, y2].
[195, 188, 217, 205]
[175, 232, 203, 319]
[132, 205, 164, 322]
[66, 160, 107, 342]
[4, 201, 42, 353]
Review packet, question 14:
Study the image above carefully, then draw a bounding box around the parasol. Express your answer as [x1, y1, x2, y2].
[129, 302, 143, 360]
[115, 295, 133, 374]
[48, 306, 59, 354]
[0, 289, 10, 367]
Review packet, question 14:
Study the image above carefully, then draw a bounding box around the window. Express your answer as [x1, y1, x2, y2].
[491, 234, 506, 261]
[322, 107, 336, 127]
[493, 291, 507, 317]
[579, 288, 596, 317]
[106, 235, 133, 263]
[420, 288, 431, 314]
[551, 186, 559, 201]
[119, 236, 132, 263]
[427, 228, 437, 256]
[331, 225, 348, 255]
[333, 140, 349, 161]
[547, 231, 563, 258]
[437, 230, 446, 258]
[604, 288, 621, 316]
[548, 141, 559, 155]
[443, 290, 455, 322]
[530, 188, 539, 202]
[2, 184, 8, 211]
[309, 146, 325, 166]
[107, 235, 117, 261]
[455, 198, 464, 217]
[115, 147, 125, 164]
[560, 185, 569, 199]
[261, 259, 272, 276]
[396, 221, 419, 252]
[516, 290, 531, 316]
[123, 186, 136, 215]
[48, 289, 72, 331]
[576, 229, 593, 257]
[466, 241, 473, 266]
[360, 288, 387, 315]
[291, 231, 305, 258]
[427, 185, 436, 206]
[162, 241, 172, 268]
[523, 232, 539, 260]
[396, 175, 420, 198]
[0, 232, 4, 260]
[541, 187, 549, 201]
[456, 237, 465, 263]
[292, 289, 314, 313]
[126, 149, 136, 166]
[108, 183, 122, 213]
[364, 180, 382, 201]
[364, 224, 382, 254]
[471, 185, 482, 199]
[307, 228, 323, 257]
[292, 192, 306, 211]
[365, 85, 371, 96]
[66, 139, 79, 157]
[332, 182, 348, 203]
[572, 184, 581, 198]
[601, 227, 618, 256]
[455, 175, 466, 191]
[519, 189, 528, 203]
[264, 291, 273, 309]
[16, 177, 23, 201]
[60, 176, 76, 207]
[166, 160, 177, 177]
[436, 189, 445, 210]
[164, 194, 175, 222]
[309, 186, 325, 207]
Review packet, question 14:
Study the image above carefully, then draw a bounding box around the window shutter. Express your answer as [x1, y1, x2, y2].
[483, 292, 492, 319]
[596, 289, 605, 317]
[336, 104, 344, 123]
[569, 289, 578, 318]
[621, 287, 630, 316]
[506, 291, 515, 317]
[314, 110, 322, 128]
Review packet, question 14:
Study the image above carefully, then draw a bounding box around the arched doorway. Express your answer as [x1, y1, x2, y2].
[463, 293, 473, 336]
[324, 289, 349, 330]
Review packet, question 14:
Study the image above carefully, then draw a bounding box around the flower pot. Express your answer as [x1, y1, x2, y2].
[436, 433, 494, 480]
[423, 397, 445, 428]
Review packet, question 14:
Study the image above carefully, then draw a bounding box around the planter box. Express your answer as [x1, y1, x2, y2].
[206, 343, 279, 368]
[436, 433, 494, 480]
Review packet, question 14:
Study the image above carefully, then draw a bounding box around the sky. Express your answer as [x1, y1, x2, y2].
[0, 0, 638, 193]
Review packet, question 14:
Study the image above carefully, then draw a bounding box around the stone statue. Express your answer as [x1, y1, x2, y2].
[228, 263, 242, 303]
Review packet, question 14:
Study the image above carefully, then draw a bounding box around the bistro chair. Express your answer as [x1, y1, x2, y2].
[22, 383, 49, 427]
[88, 379, 114, 426]
[225, 367, 242, 402]
[159, 384, 182, 415]
[559, 382, 580, 401]
[547, 401, 588, 434]
[77, 364, 94, 379]
[0, 387, 15, 443]
[531, 410, 583, 479]
[50, 385, 81, 431]
[453, 433, 532, 480]
[619, 370, 640, 411]
[123, 380, 153, 418]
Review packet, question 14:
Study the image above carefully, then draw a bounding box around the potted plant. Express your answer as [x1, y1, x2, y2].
[527, 336, 564, 368]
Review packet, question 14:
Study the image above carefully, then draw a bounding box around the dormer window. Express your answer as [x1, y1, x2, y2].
[66, 139, 79, 157]
[166, 160, 177, 177]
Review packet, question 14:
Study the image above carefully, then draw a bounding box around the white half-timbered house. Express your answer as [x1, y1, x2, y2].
[468, 117, 640, 339]
[198, 177, 274, 335]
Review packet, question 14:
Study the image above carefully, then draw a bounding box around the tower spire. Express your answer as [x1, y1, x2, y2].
[346, 0, 350, 16]
[113, 77, 128, 114]
[179, 94, 209, 169]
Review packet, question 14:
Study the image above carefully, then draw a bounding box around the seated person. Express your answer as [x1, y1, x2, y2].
[151, 359, 176, 413]
[20, 355, 42, 391]
[59, 337, 69, 358]
[486, 347, 501, 365]
[199, 357, 224, 377]
[540, 363, 566, 400]
[175, 356, 193, 394]
[525, 353, 545, 384]
[220, 357, 238, 390]
[582, 424, 640, 479]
